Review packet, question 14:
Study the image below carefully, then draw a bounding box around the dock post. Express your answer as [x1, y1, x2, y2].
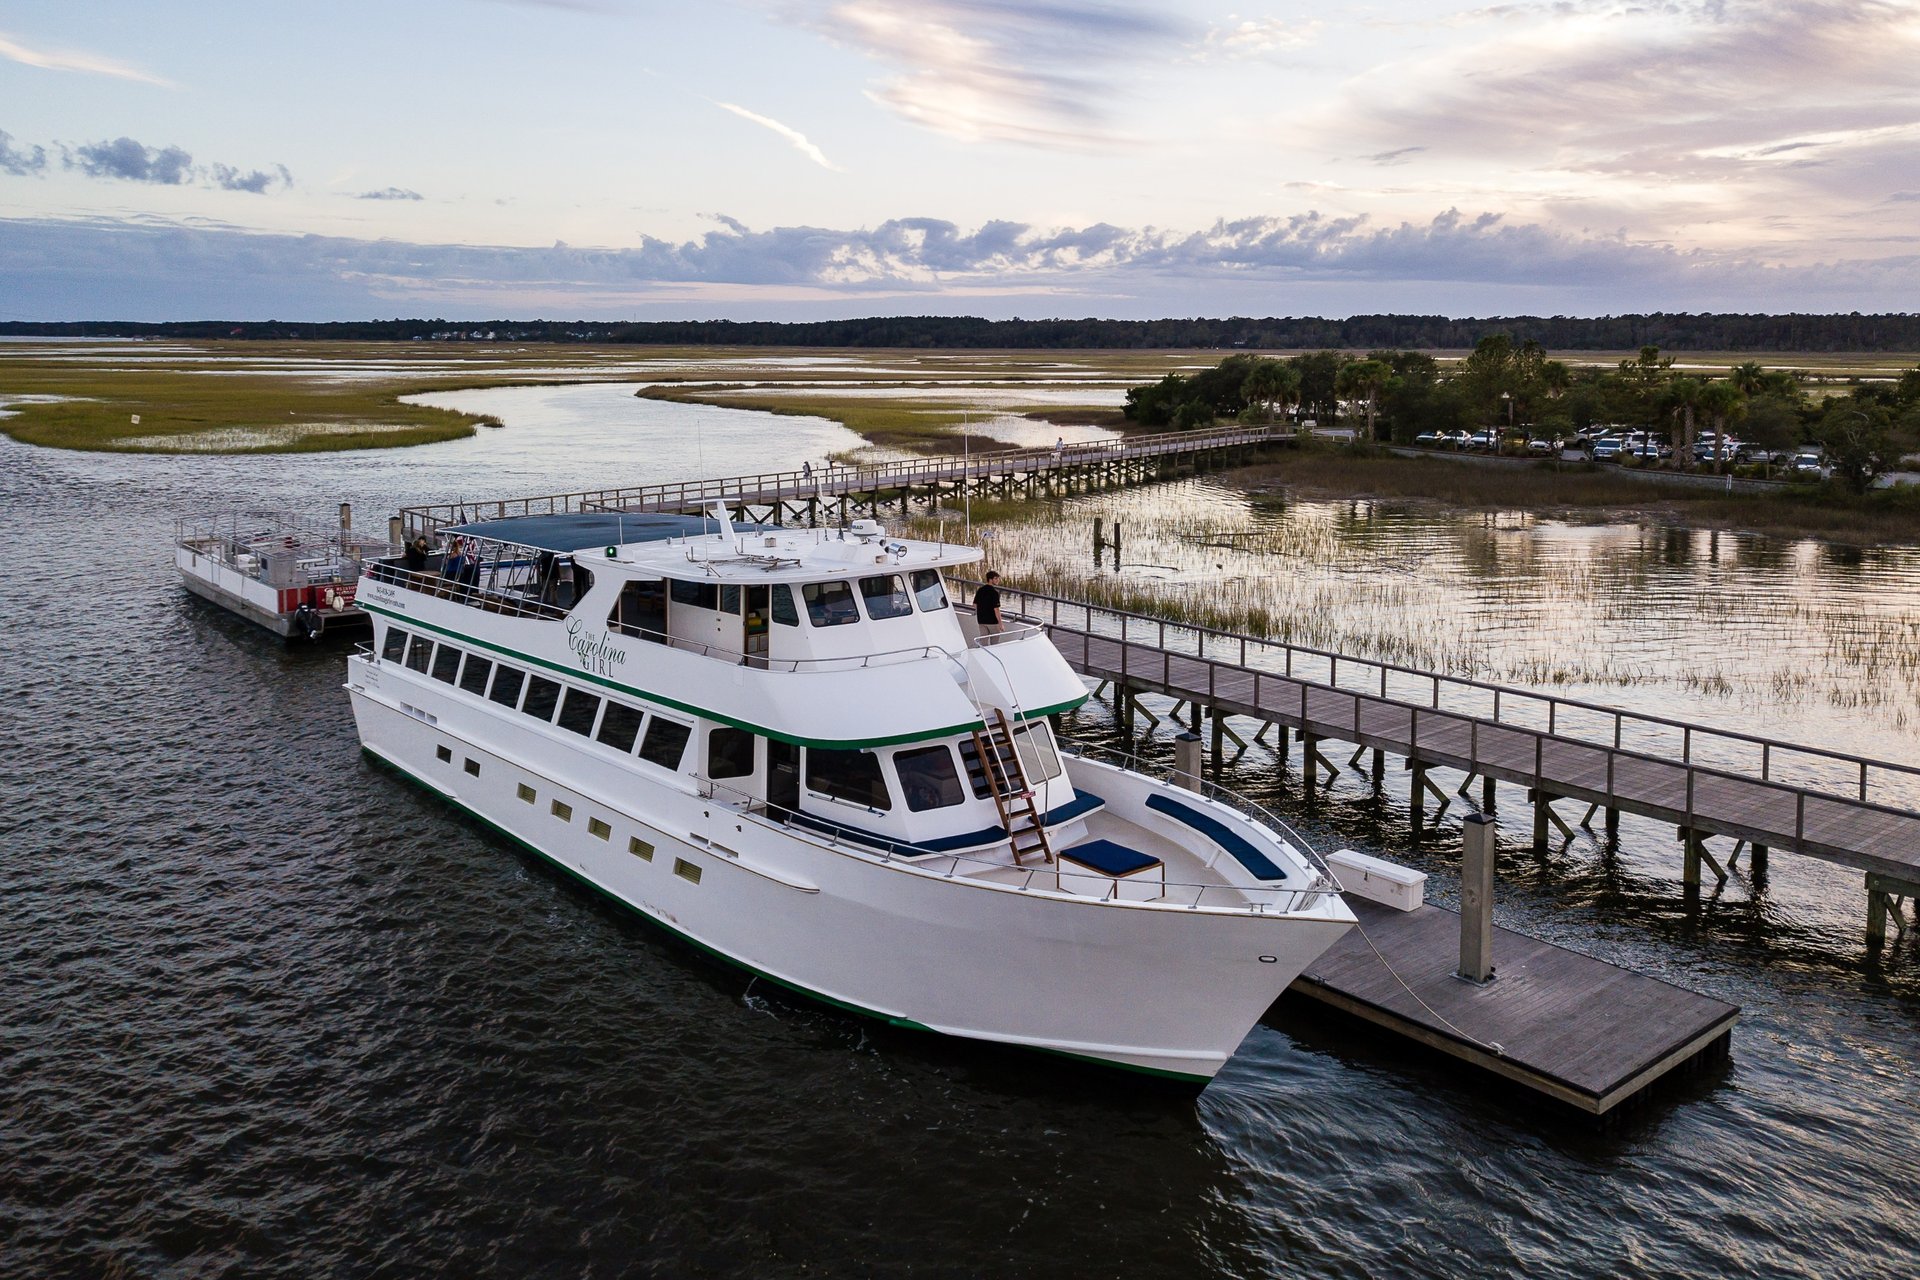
[339, 501, 352, 532]
[1867, 877, 1887, 947]
[387, 514, 403, 546]
[1605, 807, 1620, 837]
[1532, 791, 1551, 854]
[1371, 749, 1385, 789]
[1683, 831, 1699, 887]
[1751, 843, 1769, 883]
[1459, 812, 1496, 984]
[1410, 761, 1427, 842]
[1210, 711, 1225, 779]
[1174, 732, 1203, 793]
[1482, 776, 1496, 814]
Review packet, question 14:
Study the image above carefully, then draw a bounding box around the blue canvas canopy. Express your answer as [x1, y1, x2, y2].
[444, 512, 773, 554]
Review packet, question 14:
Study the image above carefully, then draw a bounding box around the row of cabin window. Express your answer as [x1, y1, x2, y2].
[382, 627, 692, 771]
[650, 570, 947, 630]
[740, 722, 1062, 816]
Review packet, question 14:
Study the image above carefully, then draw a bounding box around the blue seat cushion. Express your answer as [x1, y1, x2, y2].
[1145, 792, 1287, 881]
[1060, 838, 1160, 877]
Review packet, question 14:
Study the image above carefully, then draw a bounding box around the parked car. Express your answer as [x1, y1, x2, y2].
[1413, 431, 1447, 448]
[1527, 436, 1562, 454]
[1734, 442, 1783, 465]
[1468, 430, 1498, 451]
[1791, 451, 1829, 477]
[1591, 437, 1625, 460]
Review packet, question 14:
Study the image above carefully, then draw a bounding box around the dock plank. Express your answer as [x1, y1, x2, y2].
[1291, 899, 1738, 1113]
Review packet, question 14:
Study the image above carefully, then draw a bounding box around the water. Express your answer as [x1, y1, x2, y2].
[4, 386, 1919, 1278]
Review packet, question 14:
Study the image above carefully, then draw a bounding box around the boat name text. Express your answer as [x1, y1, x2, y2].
[566, 619, 630, 675]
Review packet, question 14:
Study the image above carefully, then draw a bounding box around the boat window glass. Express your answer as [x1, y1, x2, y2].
[894, 745, 964, 811]
[521, 675, 563, 722]
[801, 580, 859, 627]
[381, 627, 409, 662]
[404, 637, 434, 674]
[596, 701, 645, 753]
[1014, 722, 1063, 782]
[431, 644, 463, 684]
[670, 579, 718, 611]
[770, 584, 799, 626]
[459, 655, 493, 696]
[719, 584, 741, 615]
[858, 574, 913, 620]
[806, 748, 892, 811]
[708, 726, 756, 780]
[488, 665, 526, 709]
[911, 570, 948, 612]
[610, 579, 667, 639]
[556, 688, 601, 737]
[572, 564, 594, 604]
[958, 737, 1015, 800]
[639, 717, 691, 771]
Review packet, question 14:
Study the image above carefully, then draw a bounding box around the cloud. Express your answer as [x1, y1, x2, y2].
[0, 128, 48, 175]
[212, 163, 293, 194]
[1193, 15, 1323, 61]
[0, 29, 174, 86]
[357, 187, 425, 200]
[1366, 146, 1427, 166]
[49, 134, 293, 193]
[70, 137, 195, 185]
[714, 102, 843, 170]
[6, 207, 1916, 323]
[795, 1, 1192, 147]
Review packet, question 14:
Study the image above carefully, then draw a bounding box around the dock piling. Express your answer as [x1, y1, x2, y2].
[1459, 813, 1496, 984]
[1174, 732, 1202, 793]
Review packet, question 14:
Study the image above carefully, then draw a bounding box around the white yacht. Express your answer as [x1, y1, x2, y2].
[345, 509, 1354, 1083]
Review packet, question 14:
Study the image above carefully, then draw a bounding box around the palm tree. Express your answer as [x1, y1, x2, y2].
[1336, 359, 1391, 440]
[1697, 381, 1747, 471]
[1730, 361, 1767, 397]
[1662, 376, 1704, 463]
[1240, 359, 1297, 426]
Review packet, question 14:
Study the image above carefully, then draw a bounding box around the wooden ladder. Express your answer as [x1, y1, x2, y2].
[969, 709, 1053, 866]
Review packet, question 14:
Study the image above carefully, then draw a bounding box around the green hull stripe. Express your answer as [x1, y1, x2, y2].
[360, 599, 984, 750]
[364, 746, 1208, 1087]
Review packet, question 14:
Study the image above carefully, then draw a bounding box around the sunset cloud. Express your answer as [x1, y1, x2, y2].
[714, 102, 843, 171]
[0, 29, 173, 86]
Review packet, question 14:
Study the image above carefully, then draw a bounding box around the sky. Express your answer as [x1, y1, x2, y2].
[2, 0, 1917, 321]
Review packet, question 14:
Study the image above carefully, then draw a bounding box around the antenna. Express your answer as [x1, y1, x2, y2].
[963, 406, 973, 542]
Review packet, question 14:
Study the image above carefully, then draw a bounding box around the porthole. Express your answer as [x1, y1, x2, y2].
[551, 799, 573, 822]
[673, 858, 702, 884]
[629, 836, 654, 861]
[435, 744, 452, 763]
[517, 783, 536, 804]
[588, 817, 611, 840]
[464, 758, 481, 777]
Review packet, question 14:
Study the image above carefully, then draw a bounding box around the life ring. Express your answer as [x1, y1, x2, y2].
[293, 603, 325, 641]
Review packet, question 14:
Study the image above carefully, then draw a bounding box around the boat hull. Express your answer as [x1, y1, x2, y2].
[347, 657, 1352, 1081]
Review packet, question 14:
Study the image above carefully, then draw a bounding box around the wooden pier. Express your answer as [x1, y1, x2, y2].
[974, 582, 1920, 948]
[399, 422, 1283, 536]
[1287, 896, 1737, 1116]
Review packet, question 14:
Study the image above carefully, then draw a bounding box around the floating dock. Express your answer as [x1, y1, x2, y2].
[1289, 895, 1737, 1116]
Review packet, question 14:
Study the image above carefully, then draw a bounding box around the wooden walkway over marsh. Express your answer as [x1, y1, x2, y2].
[973, 582, 1920, 946]
[400, 422, 1284, 536]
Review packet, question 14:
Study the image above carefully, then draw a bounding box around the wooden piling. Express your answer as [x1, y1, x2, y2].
[1459, 813, 1496, 983]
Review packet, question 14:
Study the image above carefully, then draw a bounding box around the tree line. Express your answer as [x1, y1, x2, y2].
[4, 312, 1920, 351]
[1123, 340, 1920, 493]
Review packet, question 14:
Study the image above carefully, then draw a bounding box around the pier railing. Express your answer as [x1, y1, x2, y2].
[398, 422, 1278, 535]
[958, 578, 1920, 820]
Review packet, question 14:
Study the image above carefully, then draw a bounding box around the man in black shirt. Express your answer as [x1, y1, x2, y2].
[975, 571, 1003, 635]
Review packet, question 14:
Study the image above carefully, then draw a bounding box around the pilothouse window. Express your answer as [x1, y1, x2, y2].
[807, 748, 892, 811]
[381, 628, 409, 662]
[911, 570, 948, 612]
[770, 584, 798, 626]
[708, 727, 756, 780]
[859, 574, 913, 620]
[894, 745, 964, 811]
[521, 676, 562, 722]
[802, 581, 859, 627]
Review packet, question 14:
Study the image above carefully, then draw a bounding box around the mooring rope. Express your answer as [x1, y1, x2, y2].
[1348, 915, 1507, 1058]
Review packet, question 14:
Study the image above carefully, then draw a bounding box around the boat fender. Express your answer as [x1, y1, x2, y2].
[293, 603, 324, 641]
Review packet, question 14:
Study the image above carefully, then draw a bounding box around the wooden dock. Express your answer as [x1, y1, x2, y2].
[975, 582, 1920, 947]
[399, 421, 1285, 536]
[1288, 897, 1738, 1116]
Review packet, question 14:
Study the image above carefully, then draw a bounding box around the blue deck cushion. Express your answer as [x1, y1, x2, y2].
[1060, 838, 1160, 877]
[1145, 793, 1287, 881]
[1041, 789, 1104, 825]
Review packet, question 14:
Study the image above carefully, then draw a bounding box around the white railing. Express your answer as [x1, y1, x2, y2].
[694, 774, 1342, 913]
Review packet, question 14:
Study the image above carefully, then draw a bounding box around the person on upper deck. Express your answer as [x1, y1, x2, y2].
[403, 534, 430, 584]
[975, 571, 1004, 636]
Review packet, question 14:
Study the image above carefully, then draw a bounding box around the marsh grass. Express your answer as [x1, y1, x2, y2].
[1234, 450, 1920, 546]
